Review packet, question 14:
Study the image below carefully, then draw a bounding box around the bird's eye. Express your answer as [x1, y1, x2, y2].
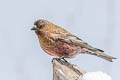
[40, 26, 42, 28]
[38, 25, 43, 29]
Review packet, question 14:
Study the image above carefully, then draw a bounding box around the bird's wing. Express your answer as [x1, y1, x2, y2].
[50, 26, 117, 62]
[51, 27, 103, 52]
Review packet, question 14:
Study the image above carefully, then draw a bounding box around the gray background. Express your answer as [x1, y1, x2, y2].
[0, 0, 119, 80]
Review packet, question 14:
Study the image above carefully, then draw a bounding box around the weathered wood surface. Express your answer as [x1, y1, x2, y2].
[52, 58, 86, 80]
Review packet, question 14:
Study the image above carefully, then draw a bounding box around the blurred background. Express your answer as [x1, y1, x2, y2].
[0, 0, 119, 80]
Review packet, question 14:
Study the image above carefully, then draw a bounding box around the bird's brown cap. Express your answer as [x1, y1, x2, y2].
[31, 19, 49, 30]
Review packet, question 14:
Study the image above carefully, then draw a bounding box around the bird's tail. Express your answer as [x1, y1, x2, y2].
[84, 48, 117, 62]
[93, 52, 116, 62]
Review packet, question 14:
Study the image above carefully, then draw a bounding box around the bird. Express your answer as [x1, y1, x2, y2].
[31, 19, 116, 62]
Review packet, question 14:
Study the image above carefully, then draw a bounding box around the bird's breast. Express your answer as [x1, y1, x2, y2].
[38, 34, 56, 50]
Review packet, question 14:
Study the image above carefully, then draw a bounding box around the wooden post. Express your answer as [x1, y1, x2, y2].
[52, 58, 86, 80]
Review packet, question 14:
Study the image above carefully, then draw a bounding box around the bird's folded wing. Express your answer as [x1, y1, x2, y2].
[51, 32, 103, 52]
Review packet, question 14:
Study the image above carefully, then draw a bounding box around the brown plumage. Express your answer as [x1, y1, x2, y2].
[31, 19, 116, 62]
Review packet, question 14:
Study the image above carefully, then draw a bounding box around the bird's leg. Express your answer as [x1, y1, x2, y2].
[62, 58, 68, 63]
[52, 57, 68, 64]
[59, 56, 68, 63]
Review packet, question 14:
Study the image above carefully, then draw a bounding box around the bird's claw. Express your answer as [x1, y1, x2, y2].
[59, 57, 68, 63]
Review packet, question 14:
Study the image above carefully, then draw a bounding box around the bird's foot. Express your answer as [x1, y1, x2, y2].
[52, 57, 69, 65]
[59, 57, 68, 63]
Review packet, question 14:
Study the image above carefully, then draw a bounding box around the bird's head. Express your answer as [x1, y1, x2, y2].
[31, 19, 49, 31]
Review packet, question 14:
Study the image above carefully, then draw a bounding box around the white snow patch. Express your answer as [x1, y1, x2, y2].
[82, 71, 112, 80]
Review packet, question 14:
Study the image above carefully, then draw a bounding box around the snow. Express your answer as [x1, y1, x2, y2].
[82, 71, 112, 80]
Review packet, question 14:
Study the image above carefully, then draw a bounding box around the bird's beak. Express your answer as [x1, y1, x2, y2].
[31, 25, 37, 30]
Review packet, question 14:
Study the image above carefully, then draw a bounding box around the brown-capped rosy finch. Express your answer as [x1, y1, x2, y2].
[31, 20, 116, 62]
